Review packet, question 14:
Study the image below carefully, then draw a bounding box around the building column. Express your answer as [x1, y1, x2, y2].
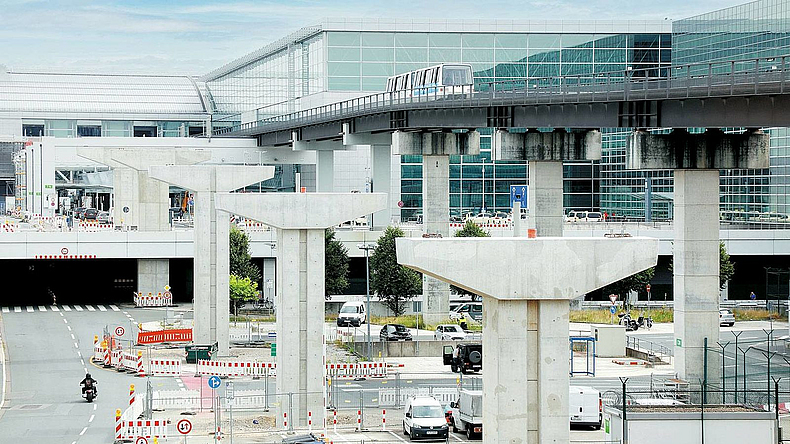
[528, 161, 564, 237]
[371, 144, 392, 228]
[316, 150, 334, 192]
[137, 259, 170, 294]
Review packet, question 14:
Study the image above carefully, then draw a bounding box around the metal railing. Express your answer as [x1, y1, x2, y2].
[626, 335, 674, 364]
[215, 55, 790, 136]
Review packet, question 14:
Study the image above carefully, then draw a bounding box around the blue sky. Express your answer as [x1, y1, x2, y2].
[0, 0, 740, 76]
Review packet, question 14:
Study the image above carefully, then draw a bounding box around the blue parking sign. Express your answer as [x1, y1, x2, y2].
[510, 185, 528, 208]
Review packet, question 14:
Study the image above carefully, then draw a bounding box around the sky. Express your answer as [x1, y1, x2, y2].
[0, 0, 742, 76]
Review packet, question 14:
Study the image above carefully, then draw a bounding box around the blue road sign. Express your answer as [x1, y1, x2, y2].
[208, 375, 221, 389]
[610, 305, 617, 314]
[509, 185, 528, 208]
[268, 332, 276, 339]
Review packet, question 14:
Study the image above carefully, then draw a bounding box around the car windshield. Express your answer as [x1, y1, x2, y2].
[445, 325, 462, 333]
[340, 306, 358, 313]
[413, 405, 444, 418]
[394, 325, 408, 332]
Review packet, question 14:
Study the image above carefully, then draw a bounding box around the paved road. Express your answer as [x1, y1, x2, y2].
[0, 304, 179, 444]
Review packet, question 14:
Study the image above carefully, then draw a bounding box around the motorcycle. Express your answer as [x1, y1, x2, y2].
[617, 312, 653, 331]
[82, 381, 97, 403]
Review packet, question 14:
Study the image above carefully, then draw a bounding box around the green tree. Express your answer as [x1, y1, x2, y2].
[599, 267, 656, 300]
[370, 226, 422, 316]
[325, 229, 350, 298]
[230, 226, 261, 283]
[229, 274, 258, 313]
[450, 220, 489, 299]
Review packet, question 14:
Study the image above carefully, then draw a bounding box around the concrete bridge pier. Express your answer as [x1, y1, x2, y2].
[343, 126, 395, 228]
[215, 192, 387, 429]
[495, 129, 602, 236]
[396, 236, 658, 444]
[626, 128, 769, 389]
[77, 147, 211, 294]
[393, 130, 480, 324]
[149, 165, 275, 356]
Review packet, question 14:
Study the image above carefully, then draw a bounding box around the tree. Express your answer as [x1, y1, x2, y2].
[451, 221, 489, 300]
[599, 267, 655, 300]
[370, 226, 422, 316]
[229, 275, 258, 313]
[230, 226, 261, 284]
[325, 229, 350, 298]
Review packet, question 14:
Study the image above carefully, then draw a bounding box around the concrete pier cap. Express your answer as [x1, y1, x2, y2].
[494, 128, 602, 161]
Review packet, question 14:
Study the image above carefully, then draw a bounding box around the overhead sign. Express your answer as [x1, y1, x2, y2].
[177, 419, 192, 435]
[137, 328, 193, 345]
[208, 375, 221, 389]
[115, 326, 125, 337]
[509, 185, 528, 208]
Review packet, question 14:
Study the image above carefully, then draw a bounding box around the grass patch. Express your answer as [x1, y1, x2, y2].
[369, 315, 475, 331]
[230, 315, 275, 323]
[732, 308, 783, 321]
[570, 308, 674, 324]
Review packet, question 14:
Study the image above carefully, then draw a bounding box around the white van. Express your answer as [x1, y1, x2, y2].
[337, 301, 366, 327]
[403, 396, 449, 440]
[449, 302, 482, 322]
[569, 386, 602, 429]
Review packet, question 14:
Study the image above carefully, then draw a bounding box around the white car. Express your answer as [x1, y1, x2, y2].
[403, 396, 449, 440]
[435, 324, 466, 340]
[719, 309, 735, 327]
[585, 212, 603, 222]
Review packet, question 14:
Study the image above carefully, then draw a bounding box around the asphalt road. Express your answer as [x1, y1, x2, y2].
[0, 304, 176, 444]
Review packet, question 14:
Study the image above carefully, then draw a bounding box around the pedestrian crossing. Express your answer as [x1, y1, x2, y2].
[1, 304, 121, 313]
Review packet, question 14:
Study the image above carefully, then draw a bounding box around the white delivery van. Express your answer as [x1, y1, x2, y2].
[337, 301, 366, 327]
[569, 386, 602, 429]
[403, 396, 449, 440]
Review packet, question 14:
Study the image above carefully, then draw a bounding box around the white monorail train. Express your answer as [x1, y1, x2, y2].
[385, 63, 474, 96]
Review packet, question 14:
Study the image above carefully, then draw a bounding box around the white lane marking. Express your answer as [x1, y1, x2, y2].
[74, 305, 84, 312]
[0, 324, 7, 413]
[81, 359, 85, 367]
[79, 427, 87, 436]
[37, 305, 46, 312]
[50, 306, 59, 312]
[13, 307, 20, 313]
[85, 305, 95, 312]
[63, 319, 68, 324]
[93, 404, 96, 410]
[97, 305, 107, 312]
[129, 318, 135, 323]
[89, 414, 95, 423]
[77, 351, 82, 357]
[67, 326, 72, 332]
[74, 342, 79, 349]
[70, 334, 75, 340]
[59, 312, 64, 317]
[1, 307, 8, 313]
[62, 305, 71, 312]
[26, 307, 33, 313]
[83, 367, 87, 373]
[387, 431, 407, 443]
[449, 431, 464, 441]
[110, 305, 120, 311]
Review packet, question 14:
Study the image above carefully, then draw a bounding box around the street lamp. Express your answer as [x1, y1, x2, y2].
[358, 242, 377, 361]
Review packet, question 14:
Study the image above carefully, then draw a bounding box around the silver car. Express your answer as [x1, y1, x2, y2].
[719, 309, 735, 327]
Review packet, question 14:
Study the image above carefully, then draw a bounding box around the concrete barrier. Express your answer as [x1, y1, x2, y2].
[352, 340, 479, 358]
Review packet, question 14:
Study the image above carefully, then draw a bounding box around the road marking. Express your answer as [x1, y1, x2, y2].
[13, 307, 20, 313]
[67, 326, 72, 331]
[89, 414, 95, 422]
[93, 404, 96, 410]
[74, 342, 79, 349]
[86, 305, 95, 312]
[97, 305, 107, 312]
[449, 431, 464, 441]
[50, 306, 59, 312]
[26, 307, 33, 313]
[70, 334, 75, 340]
[0, 325, 7, 414]
[59, 312, 64, 317]
[77, 351, 82, 357]
[387, 431, 407, 443]
[62, 305, 71, 312]
[81, 359, 85, 367]
[37, 306, 46, 312]
[331, 432, 351, 442]
[63, 319, 68, 324]
[1, 307, 8, 313]
[74, 305, 84, 312]
[79, 427, 87, 436]
[110, 305, 120, 311]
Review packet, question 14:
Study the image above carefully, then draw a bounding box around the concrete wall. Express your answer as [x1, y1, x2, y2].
[350, 339, 478, 358]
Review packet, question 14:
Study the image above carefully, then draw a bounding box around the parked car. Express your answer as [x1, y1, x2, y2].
[380, 324, 413, 341]
[565, 210, 579, 222]
[569, 386, 602, 430]
[719, 308, 735, 327]
[435, 324, 466, 340]
[403, 396, 449, 440]
[337, 301, 366, 327]
[468, 212, 493, 224]
[449, 302, 482, 322]
[443, 343, 482, 374]
[73, 207, 86, 219]
[83, 208, 99, 220]
[96, 211, 111, 224]
[585, 211, 603, 222]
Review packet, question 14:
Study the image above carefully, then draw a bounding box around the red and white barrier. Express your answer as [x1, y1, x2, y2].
[116, 419, 169, 439]
[1, 223, 16, 233]
[149, 359, 181, 376]
[195, 360, 387, 379]
[133, 291, 173, 307]
[34, 254, 97, 259]
[356, 410, 362, 431]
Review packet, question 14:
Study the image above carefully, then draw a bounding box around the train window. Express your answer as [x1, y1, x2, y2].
[386, 78, 393, 92]
[396, 76, 404, 90]
[442, 66, 473, 86]
[419, 70, 426, 86]
[433, 67, 440, 84]
[426, 68, 434, 84]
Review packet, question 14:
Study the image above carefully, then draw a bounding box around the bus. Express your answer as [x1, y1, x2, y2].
[386, 63, 474, 98]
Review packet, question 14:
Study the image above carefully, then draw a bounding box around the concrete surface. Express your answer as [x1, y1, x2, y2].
[495, 129, 602, 161]
[137, 258, 169, 294]
[528, 161, 564, 237]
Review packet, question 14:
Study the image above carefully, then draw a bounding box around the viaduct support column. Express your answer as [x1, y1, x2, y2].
[343, 127, 395, 228]
[393, 130, 480, 324]
[316, 150, 334, 192]
[627, 128, 769, 388]
[495, 129, 602, 236]
[215, 192, 387, 429]
[149, 165, 275, 356]
[397, 236, 658, 444]
[77, 148, 211, 295]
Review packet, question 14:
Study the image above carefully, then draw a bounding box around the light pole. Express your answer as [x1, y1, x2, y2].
[358, 242, 377, 361]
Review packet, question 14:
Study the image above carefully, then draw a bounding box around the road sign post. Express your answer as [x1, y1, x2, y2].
[609, 294, 618, 324]
[226, 381, 235, 444]
[177, 419, 192, 444]
[208, 375, 221, 444]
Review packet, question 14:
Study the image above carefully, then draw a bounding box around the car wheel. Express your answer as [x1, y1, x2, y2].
[451, 364, 458, 373]
[403, 422, 408, 436]
[452, 419, 458, 433]
[409, 426, 416, 440]
[467, 426, 473, 440]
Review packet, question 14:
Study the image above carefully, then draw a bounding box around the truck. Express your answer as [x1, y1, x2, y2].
[569, 385, 602, 429]
[449, 390, 483, 439]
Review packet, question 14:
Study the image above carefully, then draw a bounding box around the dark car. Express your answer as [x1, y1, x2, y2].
[282, 433, 322, 444]
[380, 324, 413, 341]
[443, 343, 482, 374]
[73, 207, 86, 219]
[83, 208, 99, 220]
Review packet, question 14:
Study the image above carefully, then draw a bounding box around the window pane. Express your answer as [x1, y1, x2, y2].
[362, 32, 394, 47]
[462, 34, 494, 48]
[395, 33, 428, 47]
[429, 33, 461, 47]
[362, 47, 393, 62]
[328, 32, 361, 46]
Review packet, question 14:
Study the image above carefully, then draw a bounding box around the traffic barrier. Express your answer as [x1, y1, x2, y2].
[34, 254, 97, 259]
[196, 360, 276, 377]
[356, 410, 361, 431]
[137, 351, 145, 377]
[120, 351, 139, 373]
[149, 359, 181, 376]
[382, 409, 386, 431]
[117, 419, 169, 440]
[129, 384, 135, 407]
[133, 291, 173, 307]
[152, 390, 200, 410]
[283, 412, 287, 430]
[111, 349, 123, 370]
[308, 411, 313, 432]
[378, 387, 457, 406]
[333, 410, 337, 432]
[115, 409, 122, 439]
[1, 223, 16, 232]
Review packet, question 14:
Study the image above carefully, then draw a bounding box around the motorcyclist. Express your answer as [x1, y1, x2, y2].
[80, 373, 98, 396]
